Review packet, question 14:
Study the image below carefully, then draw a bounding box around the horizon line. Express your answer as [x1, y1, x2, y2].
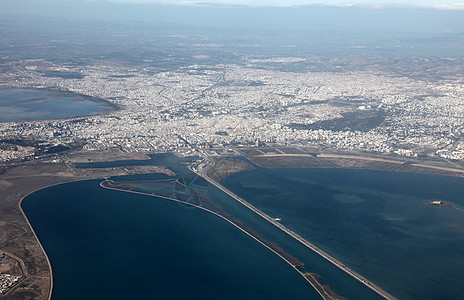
[99, 1, 464, 10]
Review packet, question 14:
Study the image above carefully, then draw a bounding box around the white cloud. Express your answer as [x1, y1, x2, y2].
[102, 0, 464, 9]
[435, 3, 464, 10]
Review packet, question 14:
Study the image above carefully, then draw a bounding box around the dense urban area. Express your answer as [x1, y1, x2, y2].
[1, 55, 464, 164]
[1, 3, 464, 299]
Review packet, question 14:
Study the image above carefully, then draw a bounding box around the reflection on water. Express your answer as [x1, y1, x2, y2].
[74, 153, 384, 299]
[0, 88, 115, 121]
[222, 168, 464, 299]
[22, 177, 321, 300]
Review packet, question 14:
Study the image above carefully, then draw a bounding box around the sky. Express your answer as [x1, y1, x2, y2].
[2, 0, 463, 33]
[102, 0, 464, 9]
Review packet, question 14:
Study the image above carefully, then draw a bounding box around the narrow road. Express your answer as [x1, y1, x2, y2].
[199, 163, 396, 300]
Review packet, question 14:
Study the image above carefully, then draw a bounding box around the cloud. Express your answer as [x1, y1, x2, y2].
[192, 2, 250, 6]
[435, 3, 464, 10]
[78, 0, 464, 9]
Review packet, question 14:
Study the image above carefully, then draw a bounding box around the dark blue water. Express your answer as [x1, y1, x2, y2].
[72, 154, 384, 299]
[22, 179, 320, 300]
[0, 88, 114, 121]
[222, 168, 464, 299]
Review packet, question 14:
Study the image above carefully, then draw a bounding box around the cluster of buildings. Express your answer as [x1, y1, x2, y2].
[0, 253, 23, 295]
[0, 273, 22, 294]
[1, 58, 463, 164]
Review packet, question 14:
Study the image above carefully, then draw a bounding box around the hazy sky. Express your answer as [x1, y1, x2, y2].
[104, 0, 464, 9]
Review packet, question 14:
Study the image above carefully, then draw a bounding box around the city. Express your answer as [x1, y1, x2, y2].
[1, 1, 464, 299]
[1, 55, 464, 165]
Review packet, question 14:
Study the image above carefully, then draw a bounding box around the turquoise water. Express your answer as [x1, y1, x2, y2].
[0, 88, 114, 121]
[22, 178, 320, 300]
[222, 168, 464, 299]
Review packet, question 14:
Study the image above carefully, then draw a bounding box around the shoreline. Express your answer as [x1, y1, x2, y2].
[0, 175, 76, 299]
[17, 181, 75, 300]
[240, 147, 464, 178]
[0, 86, 120, 123]
[0, 153, 174, 299]
[6, 149, 464, 299]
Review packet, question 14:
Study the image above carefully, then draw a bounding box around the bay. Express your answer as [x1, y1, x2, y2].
[21, 178, 320, 299]
[222, 168, 464, 299]
[72, 153, 386, 299]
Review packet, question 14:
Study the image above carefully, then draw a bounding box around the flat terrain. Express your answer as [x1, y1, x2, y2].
[397, 163, 464, 177]
[0, 161, 73, 299]
[206, 158, 254, 182]
[317, 153, 404, 170]
[241, 147, 464, 178]
[66, 149, 151, 163]
[0, 151, 173, 299]
[2, 147, 464, 299]
[242, 148, 332, 169]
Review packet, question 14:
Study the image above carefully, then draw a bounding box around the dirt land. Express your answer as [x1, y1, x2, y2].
[2, 147, 464, 299]
[0, 164, 72, 300]
[65, 148, 151, 163]
[397, 163, 464, 177]
[317, 153, 404, 170]
[206, 158, 254, 182]
[241, 148, 332, 169]
[241, 147, 464, 178]
[0, 152, 173, 300]
[251, 155, 332, 169]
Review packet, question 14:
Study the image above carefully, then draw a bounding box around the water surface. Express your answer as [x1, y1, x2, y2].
[222, 168, 464, 299]
[73, 154, 384, 299]
[0, 88, 115, 122]
[22, 178, 320, 299]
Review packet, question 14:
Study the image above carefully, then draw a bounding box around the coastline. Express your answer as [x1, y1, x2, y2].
[18, 181, 75, 300]
[0, 86, 120, 123]
[0, 174, 73, 299]
[239, 147, 464, 178]
[4, 148, 464, 299]
[0, 153, 173, 299]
